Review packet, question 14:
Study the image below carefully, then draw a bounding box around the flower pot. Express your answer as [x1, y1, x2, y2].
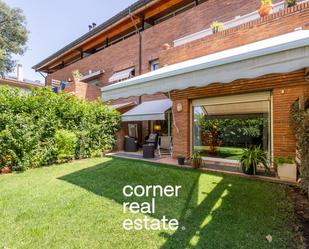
[1, 166, 12, 174]
[259, 4, 273, 17]
[192, 160, 201, 169]
[278, 163, 297, 182]
[177, 156, 185, 166]
[212, 28, 219, 34]
[241, 165, 255, 175]
[162, 43, 171, 50]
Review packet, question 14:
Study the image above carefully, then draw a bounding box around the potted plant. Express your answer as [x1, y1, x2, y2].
[274, 157, 297, 181]
[240, 146, 269, 175]
[285, 0, 297, 7]
[72, 69, 83, 81]
[177, 155, 186, 166]
[0, 154, 13, 174]
[259, 0, 273, 17]
[0, 165, 12, 174]
[210, 21, 224, 34]
[191, 152, 202, 169]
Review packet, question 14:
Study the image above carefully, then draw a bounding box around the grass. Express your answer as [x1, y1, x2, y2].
[194, 146, 244, 160]
[0, 157, 301, 249]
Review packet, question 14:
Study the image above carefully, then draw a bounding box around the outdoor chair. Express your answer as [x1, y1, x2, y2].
[144, 133, 159, 147]
[157, 136, 173, 157]
[124, 136, 139, 152]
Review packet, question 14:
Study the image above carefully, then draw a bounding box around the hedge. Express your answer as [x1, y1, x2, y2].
[0, 87, 120, 171]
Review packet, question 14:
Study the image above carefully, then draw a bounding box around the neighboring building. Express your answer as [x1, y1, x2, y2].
[0, 64, 43, 93]
[33, 0, 309, 162]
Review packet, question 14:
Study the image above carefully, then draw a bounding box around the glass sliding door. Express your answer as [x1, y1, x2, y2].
[149, 111, 172, 136]
[192, 93, 271, 160]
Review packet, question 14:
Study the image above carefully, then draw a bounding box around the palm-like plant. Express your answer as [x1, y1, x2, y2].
[240, 146, 269, 175]
[286, 0, 296, 7]
[210, 21, 224, 34]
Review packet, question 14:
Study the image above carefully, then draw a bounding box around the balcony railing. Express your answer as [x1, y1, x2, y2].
[173, 0, 307, 47]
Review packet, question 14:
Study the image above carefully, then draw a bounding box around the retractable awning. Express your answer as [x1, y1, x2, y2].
[102, 30, 309, 101]
[108, 101, 137, 110]
[109, 67, 135, 83]
[122, 99, 172, 122]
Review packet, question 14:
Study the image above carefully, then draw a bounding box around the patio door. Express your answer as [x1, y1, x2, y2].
[150, 111, 172, 136]
[192, 92, 271, 161]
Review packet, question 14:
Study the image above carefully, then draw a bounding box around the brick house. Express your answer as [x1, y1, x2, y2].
[33, 0, 309, 162]
[1, 65, 43, 93]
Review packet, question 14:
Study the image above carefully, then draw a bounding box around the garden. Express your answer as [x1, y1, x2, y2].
[0, 157, 304, 249]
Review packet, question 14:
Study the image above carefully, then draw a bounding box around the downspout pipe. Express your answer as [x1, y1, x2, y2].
[39, 71, 47, 87]
[129, 8, 143, 103]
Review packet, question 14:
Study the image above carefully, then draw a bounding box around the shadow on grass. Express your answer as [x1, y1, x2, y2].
[59, 158, 292, 249]
[59, 158, 204, 221]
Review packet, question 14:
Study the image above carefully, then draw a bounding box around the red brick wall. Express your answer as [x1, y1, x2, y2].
[161, 1, 309, 66]
[47, 0, 265, 87]
[64, 80, 101, 101]
[170, 72, 309, 159]
[273, 84, 309, 157]
[172, 98, 191, 158]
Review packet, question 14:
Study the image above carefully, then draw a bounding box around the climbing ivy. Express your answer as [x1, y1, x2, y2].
[291, 99, 309, 194]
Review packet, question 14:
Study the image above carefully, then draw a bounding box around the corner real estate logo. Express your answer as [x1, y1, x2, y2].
[122, 185, 182, 231]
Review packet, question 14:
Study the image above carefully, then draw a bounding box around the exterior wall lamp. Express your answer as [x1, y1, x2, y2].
[176, 103, 183, 112]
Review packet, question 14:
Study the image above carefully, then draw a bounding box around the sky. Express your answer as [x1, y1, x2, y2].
[5, 0, 136, 83]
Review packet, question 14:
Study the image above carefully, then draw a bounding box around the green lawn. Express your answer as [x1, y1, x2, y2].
[0, 157, 301, 249]
[194, 146, 244, 160]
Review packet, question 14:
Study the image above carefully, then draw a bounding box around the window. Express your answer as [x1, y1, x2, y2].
[192, 93, 271, 161]
[109, 67, 135, 83]
[128, 124, 138, 138]
[150, 60, 159, 71]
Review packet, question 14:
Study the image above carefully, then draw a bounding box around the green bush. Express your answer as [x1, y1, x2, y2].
[291, 99, 309, 194]
[54, 130, 77, 163]
[286, 0, 296, 7]
[0, 87, 120, 171]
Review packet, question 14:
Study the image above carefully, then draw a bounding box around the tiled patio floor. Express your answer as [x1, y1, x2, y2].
[107, 151, 178, 166]
[107, 150, 297, 185]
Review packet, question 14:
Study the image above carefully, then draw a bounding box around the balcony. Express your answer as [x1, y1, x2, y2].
[173, 0, 308, 47]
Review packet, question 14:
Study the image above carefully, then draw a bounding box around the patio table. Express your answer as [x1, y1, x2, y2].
[143, 144, 155, 158]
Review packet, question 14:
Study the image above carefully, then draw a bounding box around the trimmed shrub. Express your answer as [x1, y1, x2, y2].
[0, 87, 120, 171]
[54, 129, 77, 163]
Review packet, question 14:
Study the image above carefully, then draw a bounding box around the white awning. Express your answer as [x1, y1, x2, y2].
[102, 30, 309, 101]
[108, 101, 137, 110]
[109, 67, 134, 83]
[80, 70, 104, 81]
[122, 99, 172, 122]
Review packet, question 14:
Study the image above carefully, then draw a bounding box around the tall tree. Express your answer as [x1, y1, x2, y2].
[0, 0, 28, 76]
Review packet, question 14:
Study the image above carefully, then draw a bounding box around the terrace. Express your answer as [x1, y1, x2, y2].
[106, 150, 297, 185]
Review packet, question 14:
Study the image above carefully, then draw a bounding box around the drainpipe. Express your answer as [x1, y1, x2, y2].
[168, 91, 179, 134]
[138, 32, 142, 104]
[129, 8, 143, 103]
[39, 71, 47, 87]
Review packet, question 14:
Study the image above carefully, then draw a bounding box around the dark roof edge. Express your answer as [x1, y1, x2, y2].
[33, 0, 154, 71]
